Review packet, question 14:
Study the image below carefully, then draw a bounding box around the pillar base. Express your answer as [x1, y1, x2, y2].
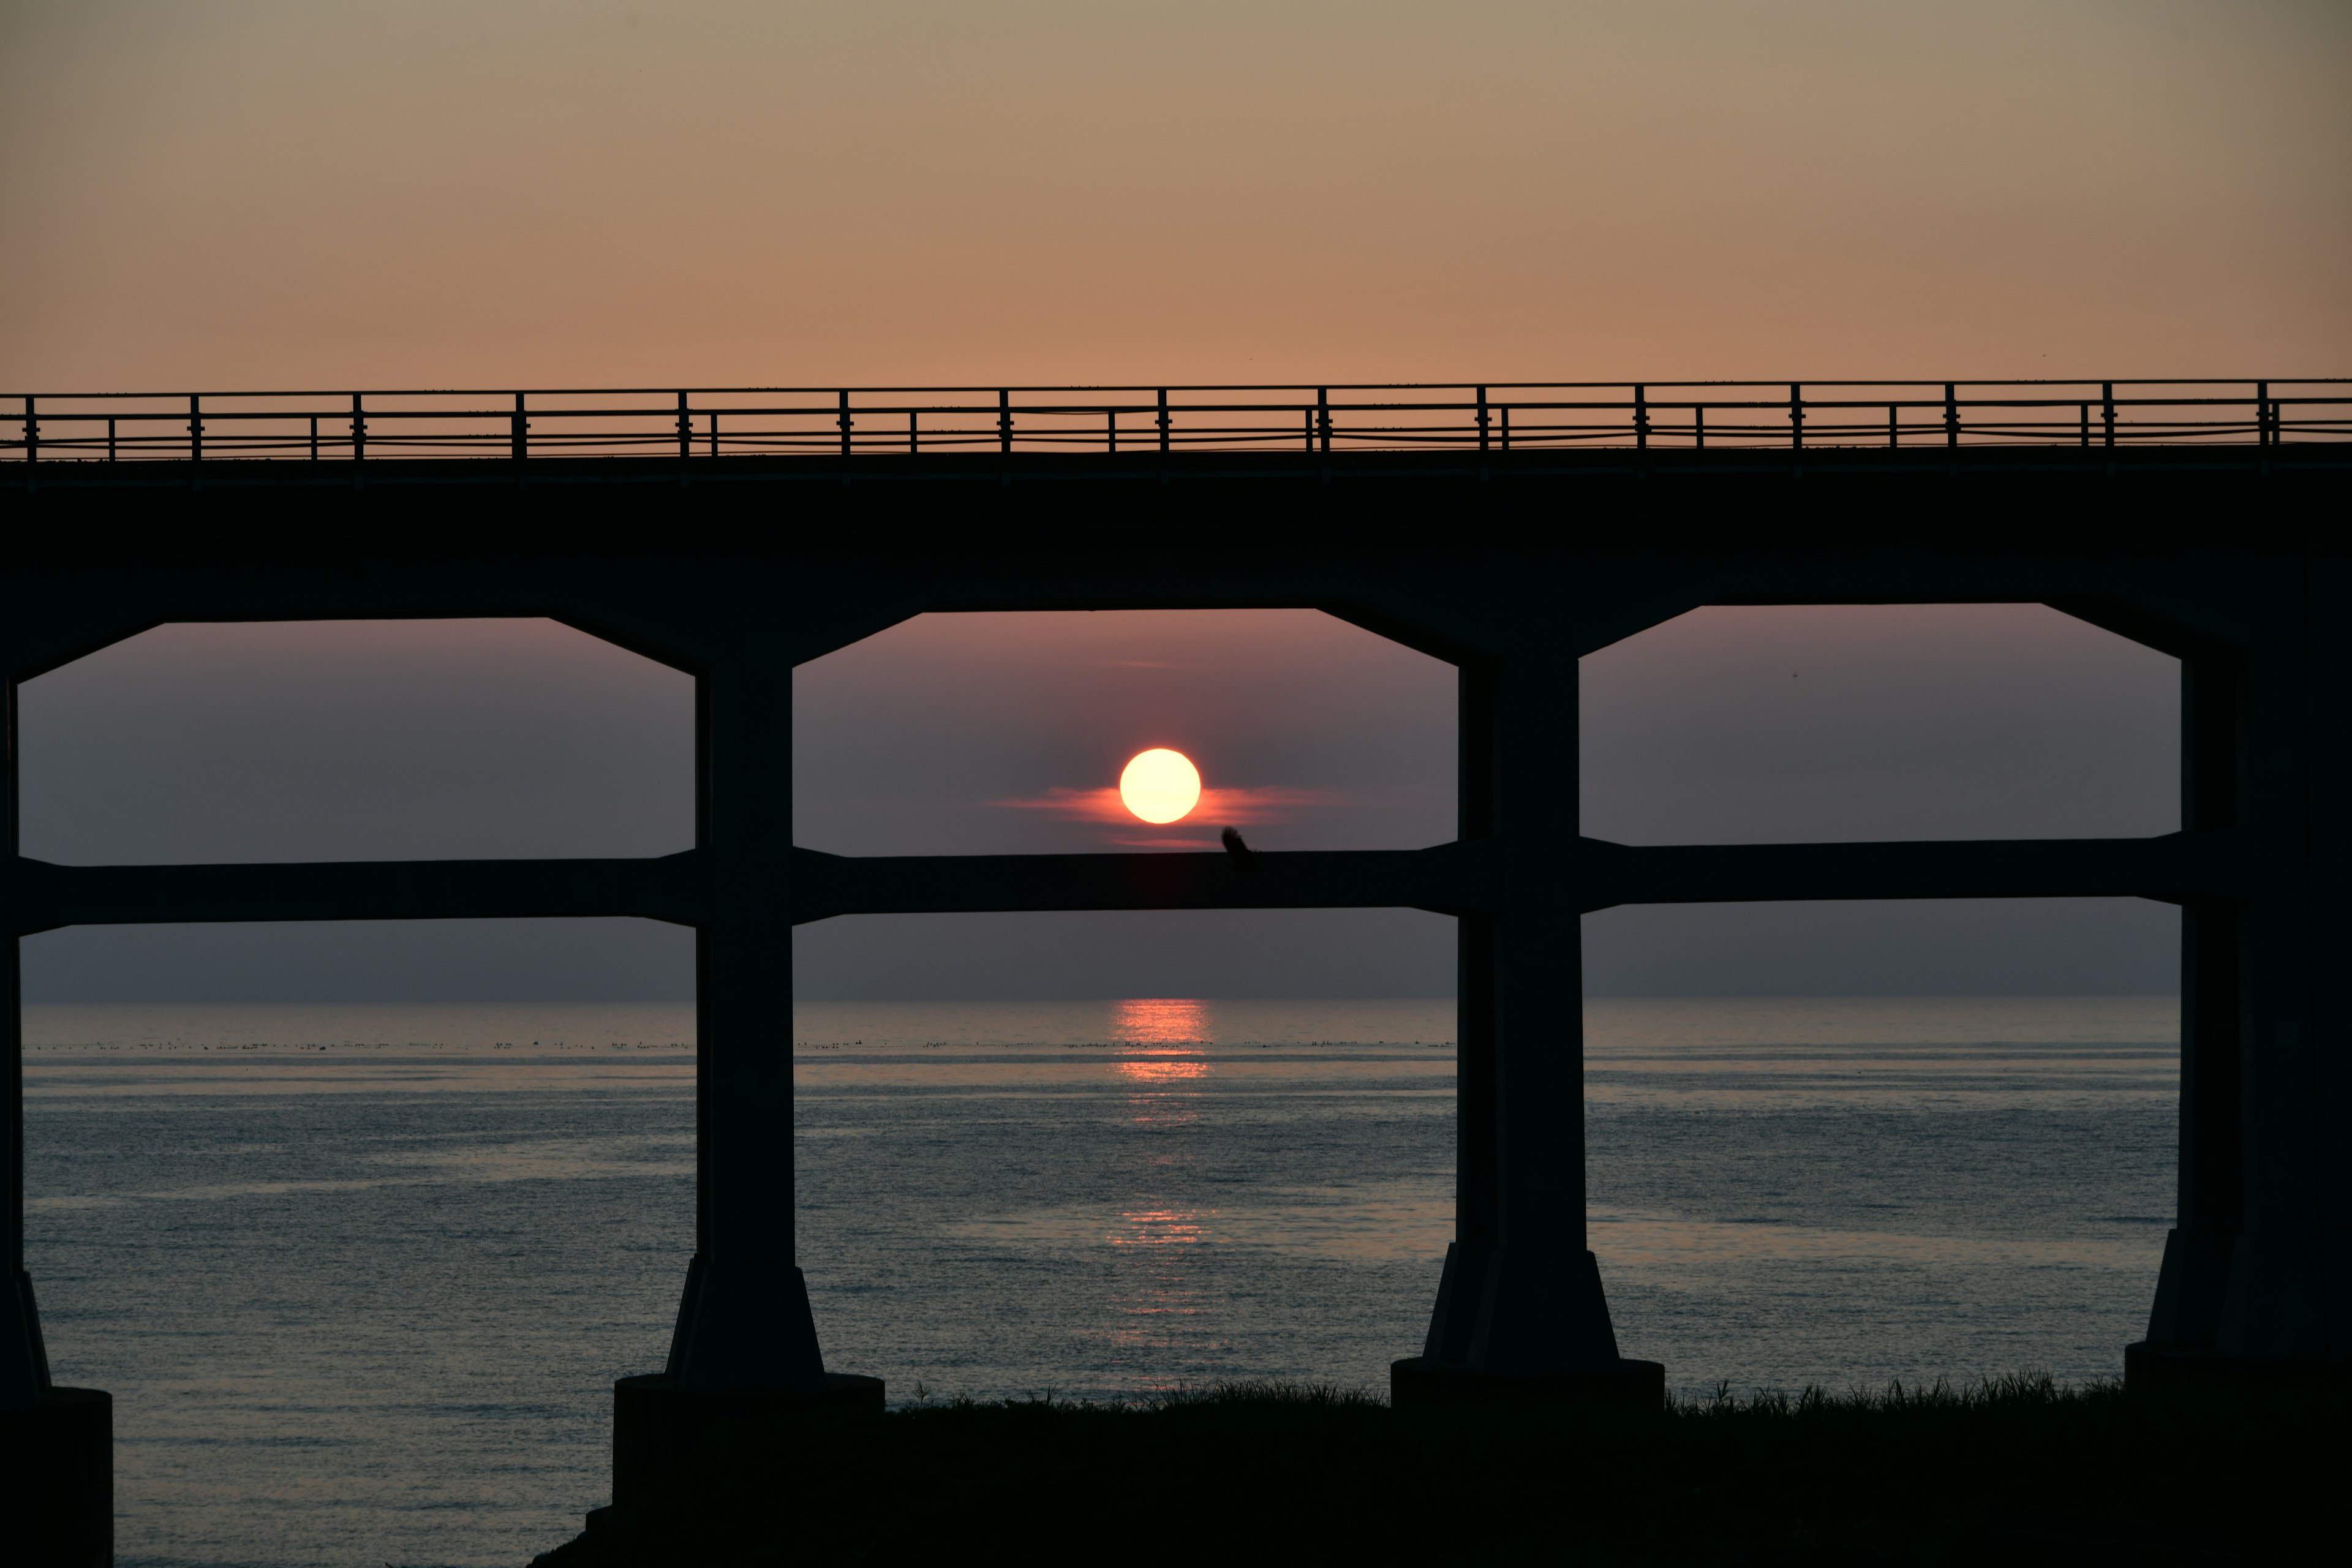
[1, 1387, 112, 1567]
[1390, 1355, 1664, 1414]
[2124, 1341, 2348, 1397]
[612, 1371, 883, 1510]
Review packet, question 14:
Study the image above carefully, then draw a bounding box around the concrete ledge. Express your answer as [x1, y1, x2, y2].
[612, 1371, 883, 1510]
[0, 1387, 112, 1567]
[2124, 1341, 2351, 1396]
[1390, 1355, 1665, 1414]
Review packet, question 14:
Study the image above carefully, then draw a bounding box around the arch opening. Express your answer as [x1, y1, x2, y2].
[1581, 603, 2180, 847]
[793, 609, 1457, 859]
[18, 618, 695, 866]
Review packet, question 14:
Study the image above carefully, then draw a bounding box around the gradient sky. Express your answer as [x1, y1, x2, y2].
[9, 1, 2328, 1001]
[4, 1, 2346, 388]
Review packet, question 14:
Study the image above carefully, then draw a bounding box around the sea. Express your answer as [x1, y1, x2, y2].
[21, 995, 2178, 1568]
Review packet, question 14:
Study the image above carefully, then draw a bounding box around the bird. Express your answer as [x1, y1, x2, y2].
[1221, 826, 1260, 872]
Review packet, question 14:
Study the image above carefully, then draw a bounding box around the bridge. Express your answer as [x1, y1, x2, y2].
[4, 377, 2348, 1560]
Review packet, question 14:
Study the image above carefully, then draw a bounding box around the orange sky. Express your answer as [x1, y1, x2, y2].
[4, 0, 2346, 391]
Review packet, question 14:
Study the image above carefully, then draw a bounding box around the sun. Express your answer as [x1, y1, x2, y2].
[1118, 748, 1202, 824]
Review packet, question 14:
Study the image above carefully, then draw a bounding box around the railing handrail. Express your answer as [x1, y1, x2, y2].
[8, 375, 2351, 401]
[9, 377, 2347, 464]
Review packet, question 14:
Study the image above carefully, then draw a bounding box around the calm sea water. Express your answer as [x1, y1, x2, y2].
[22, 995, 2177, 1568]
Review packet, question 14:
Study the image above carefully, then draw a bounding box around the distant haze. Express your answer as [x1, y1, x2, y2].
[20, 606, 2179, 1001]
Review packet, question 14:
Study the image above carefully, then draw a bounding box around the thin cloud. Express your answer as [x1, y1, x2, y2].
[989, 785, 1343, 826]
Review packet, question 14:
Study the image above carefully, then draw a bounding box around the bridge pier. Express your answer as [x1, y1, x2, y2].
[610, 635, 880, 1513]
[1393, 619, 1663, 1411]
[4, 674, 114, 1566]
[2129, 559, 2348, 1390]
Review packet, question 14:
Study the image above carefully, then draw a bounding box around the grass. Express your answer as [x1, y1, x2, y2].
[531, 1374, 2343, 1566]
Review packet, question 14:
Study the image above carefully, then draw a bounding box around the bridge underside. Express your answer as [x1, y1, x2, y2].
[5, 446, 2348, 1514]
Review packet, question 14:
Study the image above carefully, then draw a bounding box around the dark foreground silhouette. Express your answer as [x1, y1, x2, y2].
[529, 1374, 2340, 1566]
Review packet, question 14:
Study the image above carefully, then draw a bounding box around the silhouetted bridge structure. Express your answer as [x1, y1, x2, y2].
[5, 379, 2348, 1560]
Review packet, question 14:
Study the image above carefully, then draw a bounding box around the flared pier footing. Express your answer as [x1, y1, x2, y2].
[1390, 1355, 1664, 1413]
[2124, 1341, 2346, 1397]
[2, 1387, 112, 1567]
[611, 1371, 884, 1510]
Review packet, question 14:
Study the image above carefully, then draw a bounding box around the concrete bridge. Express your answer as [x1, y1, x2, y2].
[4, 379, 2348, 1561]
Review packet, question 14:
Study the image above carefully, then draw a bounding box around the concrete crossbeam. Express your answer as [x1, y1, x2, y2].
[6, 851, 708, 935]
[2, 831, 2234, 940]
[1579, 831, 2242, 911]
[788, 842, 1495, 923]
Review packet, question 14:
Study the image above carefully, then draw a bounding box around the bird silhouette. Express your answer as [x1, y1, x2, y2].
[1221, 826, 1260, 872]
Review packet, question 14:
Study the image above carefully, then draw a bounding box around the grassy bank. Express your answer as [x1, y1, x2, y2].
[532, 1375, 2340, 1566]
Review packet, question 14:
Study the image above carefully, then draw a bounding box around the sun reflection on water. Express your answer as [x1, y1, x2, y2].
[1116, 1058, 1209, 1083]
[1103, 1002, 1217, 1337]
[1112, 999, 1213, 1084]
[1108, 1208, 1209, 1250]
[1112, 998, 1210, 1045]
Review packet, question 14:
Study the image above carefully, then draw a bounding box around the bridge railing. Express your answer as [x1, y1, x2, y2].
[6, 379, 2347, 464]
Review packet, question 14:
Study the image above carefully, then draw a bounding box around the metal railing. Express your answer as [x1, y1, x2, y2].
[6, 380, 2346, 465]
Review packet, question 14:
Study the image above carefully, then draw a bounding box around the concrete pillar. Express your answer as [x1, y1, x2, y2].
[2132, 554, 2342, 1387]
[2222, 574, 2328, 1362]
[2139, 647, 2247, 1359]
[2, 671, 115, 1563]
[2314, 543, 2352, 1362]
[3, 676, 40, 1401]
[611, 636, 877, 1513]
[1394, 626, 1662, 1409]
[663, 641, 821, 1387]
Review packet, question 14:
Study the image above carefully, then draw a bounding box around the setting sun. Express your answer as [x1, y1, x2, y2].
[1118, 748, 1202, 824]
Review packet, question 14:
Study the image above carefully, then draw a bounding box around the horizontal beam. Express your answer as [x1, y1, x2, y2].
[1577, 831, 2239, 912]
[4, 832, 2235, 937]
[8, 851, 708, 935]
[791, 842, 1496, 924]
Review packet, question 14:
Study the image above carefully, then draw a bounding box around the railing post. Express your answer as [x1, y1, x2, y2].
[1501, 405, 1512, 452]
[710, 413, 720, 459]
[1156, 388, 1170, 453]
[352, 393, 367, 462]
[906, 410, 916, 454]
[21, 396, 34, 465]
[1107, 408, 1117, 453]
[1945, 382, 1960, 448]
[998, 389, 1011, 455]
[189, 394, 203, 464]
[2101, 382, 2116, 448]
[2079, 403, 2090, 447]
[1476, 386, 1491, 453]
[1789, 383, 1803, 451]
[108, 416, 117, 463]
[1634, 385, 1648, 451]
[512, 393, 529, 462]
[1695, 404, 1705, 450]
[2256, 380, 2271, 448]
[679, 393, 692, 462]
[1316, 387, 1331, 455]
[837, 391, 851, 459]
[306, 415, 317, 462]
[1888, 403, 1898, 450]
